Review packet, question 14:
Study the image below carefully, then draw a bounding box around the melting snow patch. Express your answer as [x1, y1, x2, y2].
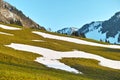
[32, 31, 120, 49]
[35, 57, 80, 74]
[0, 32, 14, 36]
[32, 40, 45, 42]
[6, 43, 120, 74]
[0, 24, 21, 30]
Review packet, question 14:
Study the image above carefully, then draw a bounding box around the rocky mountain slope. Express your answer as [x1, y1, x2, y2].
[78, 12, 120, 44]
[0, 0, 45, 30]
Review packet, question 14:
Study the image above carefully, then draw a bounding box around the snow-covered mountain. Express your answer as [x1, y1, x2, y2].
[57, 27, 78, 35]
[78, 12, 120, 44]
[0, 0, 45, 30]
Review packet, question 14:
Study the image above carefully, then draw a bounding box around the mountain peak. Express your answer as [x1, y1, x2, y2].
[78, 11, 120, 44]
[114, 11, 120, 19]
[57, 27, 78, 35]
[0, 0, 45, 30]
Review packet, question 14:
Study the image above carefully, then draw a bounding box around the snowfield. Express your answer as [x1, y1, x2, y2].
[0, 32, 13, 36]
[32, 31, 120, 49]
[35, 57, 80, 74]
[86, 26, 107, 42]
[0, 24, 21, 30]
[6, 43, 120, 74]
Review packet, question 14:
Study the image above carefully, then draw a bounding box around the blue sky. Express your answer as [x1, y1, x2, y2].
[4, 0, 120, 31]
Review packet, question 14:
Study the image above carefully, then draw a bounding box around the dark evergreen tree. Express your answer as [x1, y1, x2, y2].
[80, 33, 86, 38]
[72, 31, 79, 36]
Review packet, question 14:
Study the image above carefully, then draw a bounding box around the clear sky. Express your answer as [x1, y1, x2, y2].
[4, 0, 120, 31]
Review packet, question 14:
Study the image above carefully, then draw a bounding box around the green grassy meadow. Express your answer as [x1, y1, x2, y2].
[0, 23, 120, 80]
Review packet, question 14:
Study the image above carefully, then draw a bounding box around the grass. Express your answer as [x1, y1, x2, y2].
[0, 23, 120, 80]
[60, 58, 120, 80]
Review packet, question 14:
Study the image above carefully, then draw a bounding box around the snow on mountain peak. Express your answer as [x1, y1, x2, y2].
[57, 27, 78, 35]
[88, 21, 102, 31]
[78, 11, 120, 44]
[78, 21, 103, 34]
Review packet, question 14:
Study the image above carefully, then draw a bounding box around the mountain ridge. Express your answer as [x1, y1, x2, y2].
[0, 0, 45, 30]
[78, 11, 120, 44]
[57, 27, 78, 35]
[57, 11, 120, 44]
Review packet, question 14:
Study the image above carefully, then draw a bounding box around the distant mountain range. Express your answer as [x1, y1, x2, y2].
[0, 0, 45, 30]
[57, 11, 120, 44]
[57, 27, 78, 35]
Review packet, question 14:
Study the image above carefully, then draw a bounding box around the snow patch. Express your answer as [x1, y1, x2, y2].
[0, 32, 13, 36]
[32, 31, 120, 49]
[88, 22, 102, 31]
[6, 43, 120, 74]
[32, 40, 45, 42]
[35, 57, 80, 74]
[86, 27, 107, 42]
[86, 25, 120, 44]
[107, 32, 120, 44]
[0, 24, 21, 30]
[6, 43, 80, 74]
[57, 27, 78, 35]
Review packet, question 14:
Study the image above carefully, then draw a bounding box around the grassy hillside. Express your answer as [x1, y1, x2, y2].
[0, 23, 120, 80]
